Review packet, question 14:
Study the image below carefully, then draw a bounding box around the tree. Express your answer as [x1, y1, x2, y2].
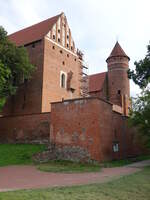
[128, 42, 150, 148]
[0, 26, 35, 109]
[129, 90, 150, 148]
[128, 43, 150, 88]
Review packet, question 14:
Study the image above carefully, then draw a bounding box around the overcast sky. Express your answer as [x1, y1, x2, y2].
[0, 0, 150, 96]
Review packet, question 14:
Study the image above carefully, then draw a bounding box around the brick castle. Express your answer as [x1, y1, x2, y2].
[0, 13, 141, 162]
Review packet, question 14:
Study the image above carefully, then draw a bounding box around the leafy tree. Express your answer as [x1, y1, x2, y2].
[0, 26, 35, 109]
[129, 90, 150, 148]
[128, 42, 150, 148]
[128, 43, 150, 88]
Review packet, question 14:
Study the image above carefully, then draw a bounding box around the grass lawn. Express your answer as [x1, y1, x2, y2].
[37, 160, 101, 173]
[0, 167, 149, 200]
[0, 144, 149, 173]
[0, 144, 100, 172]
[101, 154, 150, 168]
[0, 144, 46, 166]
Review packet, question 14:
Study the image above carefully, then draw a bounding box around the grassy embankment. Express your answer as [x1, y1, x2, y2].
[0, 144, 149, 173]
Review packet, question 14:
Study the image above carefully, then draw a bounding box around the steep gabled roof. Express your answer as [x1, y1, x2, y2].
[106, 41, 130, 61]
[88, 72, 107, 92]
[8, 13, 61, 46]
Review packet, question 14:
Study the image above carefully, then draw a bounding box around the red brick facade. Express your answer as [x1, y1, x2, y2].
[2, 40, 45, 115]
[107, 56, 130, 107]
[0, 112, 50, 143]
[50, 98, 140, 162]
[2, 13, 82, 116]
[42, 37, 82, 112]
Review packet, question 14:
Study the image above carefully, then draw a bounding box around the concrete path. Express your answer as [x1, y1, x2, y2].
[126, 159, 150, 168]
[0, 160, 149, 192]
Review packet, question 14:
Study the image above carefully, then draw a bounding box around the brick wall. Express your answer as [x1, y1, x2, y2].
[107, 57, 130, 106]
[2, 40, 44, 116]
[50, 97, 141, 162]
[2, 36, 83, 116]
[0, 112, 50, 144]
[41, 37, 82, 112]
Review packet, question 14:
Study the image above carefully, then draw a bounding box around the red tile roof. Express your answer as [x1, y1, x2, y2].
[106, 41, 129, 61]
[8, 13, 61, 46]
[88, 72, 107, 92]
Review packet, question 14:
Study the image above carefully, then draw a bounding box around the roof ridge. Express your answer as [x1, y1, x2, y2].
[8, 13, 62, 46]
[8, 13, 61, 37]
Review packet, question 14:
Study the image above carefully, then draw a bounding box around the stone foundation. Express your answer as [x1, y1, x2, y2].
[33, 143, 95, 163]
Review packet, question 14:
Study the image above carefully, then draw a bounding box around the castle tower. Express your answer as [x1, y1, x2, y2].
[106, 42, 130, 115]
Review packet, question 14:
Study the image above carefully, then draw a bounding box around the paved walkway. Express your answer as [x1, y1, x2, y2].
[126, 159, 150, 168]
[0, 160, 149, 192]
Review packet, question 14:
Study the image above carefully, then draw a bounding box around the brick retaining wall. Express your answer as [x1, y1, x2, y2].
[50, 97, 141, 162]
[0, 112, 50, 144]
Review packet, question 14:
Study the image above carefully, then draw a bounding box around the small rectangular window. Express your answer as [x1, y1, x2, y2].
[60, 71, 67, 89]
[118, 90, 121, 95]
[61, 73, 66, 88]
[32, 43, 35, 48]
[113, 142, 119, 152]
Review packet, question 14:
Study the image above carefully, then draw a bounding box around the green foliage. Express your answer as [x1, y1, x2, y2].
[0, 167, 150, 200]
[129, 89, 150, 147]
[0, 144, 46, 166]
[0, 97, 6, 111]
[37, 160, 101, 173]
[0, 26, 35, 107]
[101, 154, 150, 168]
[128, 42, 150, 88]
[128, 42, 150, 148]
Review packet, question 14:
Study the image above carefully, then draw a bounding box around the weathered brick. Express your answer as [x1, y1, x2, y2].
[50, 97, 142, 162]
[0, 112, 50, 144]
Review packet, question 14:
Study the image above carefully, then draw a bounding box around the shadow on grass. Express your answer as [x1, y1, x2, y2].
[36, 160, 101, 173]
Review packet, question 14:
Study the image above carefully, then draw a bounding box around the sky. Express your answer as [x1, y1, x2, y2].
[0, 0, 150, 97]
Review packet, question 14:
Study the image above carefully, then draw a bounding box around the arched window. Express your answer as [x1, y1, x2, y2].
[61, 73, 66, 88]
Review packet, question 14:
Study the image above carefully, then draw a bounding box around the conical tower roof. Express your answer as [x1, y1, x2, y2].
[106, 41, 130, 62]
